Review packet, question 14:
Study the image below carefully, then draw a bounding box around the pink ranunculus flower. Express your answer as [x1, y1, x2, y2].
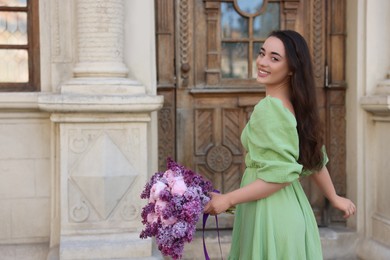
[171, 176, 187, 196]
[161, 216, 177, 226]
[163, 169, 176, 180]
[147, 212, 159, 224]
[164, 169, 177, 187]
[149, 181, 167, 203]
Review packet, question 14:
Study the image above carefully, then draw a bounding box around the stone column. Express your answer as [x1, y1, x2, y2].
[74, 0, 127, 78]
[40, 0, 163, 259]
[359, 71, 390, 259]
[62, 0, 144, 95]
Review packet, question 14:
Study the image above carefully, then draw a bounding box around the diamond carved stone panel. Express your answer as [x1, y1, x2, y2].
[70, 132, 138, 220]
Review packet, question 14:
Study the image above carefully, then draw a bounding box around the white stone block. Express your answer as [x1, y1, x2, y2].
[0, 160, 36, 199]
[0, 201, 11, 240]
[34, 159, 51, 197]
[0, 243, 49, 260]
[0, 121, 50, 159]
[60, 233, 157, 259]
[11, 199, 50, 239]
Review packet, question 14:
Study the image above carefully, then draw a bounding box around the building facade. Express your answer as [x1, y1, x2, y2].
[0, 0, 388, 259]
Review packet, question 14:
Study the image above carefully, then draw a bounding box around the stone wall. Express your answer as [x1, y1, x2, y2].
[0, 112, 50, 244]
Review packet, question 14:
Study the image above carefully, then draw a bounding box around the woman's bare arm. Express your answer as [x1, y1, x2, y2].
[204, 179, 289, 215]
[310, 166, 356, 218]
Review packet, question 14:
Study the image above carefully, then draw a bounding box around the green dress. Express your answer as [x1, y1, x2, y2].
[228, 96, 326, 260]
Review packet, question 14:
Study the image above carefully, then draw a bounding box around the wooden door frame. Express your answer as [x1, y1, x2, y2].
[324, 0, 347, 225]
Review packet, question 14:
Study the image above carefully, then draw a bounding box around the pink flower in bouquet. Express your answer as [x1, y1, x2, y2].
[147, 212, 158, 224]
[140, 158, 213, 260]
[171, 176, 187, 196]
[164, 170, 188, 196]
[149, 181, 167, 203]
[161, 216, 177, 226]
[163, 169, 175, 179]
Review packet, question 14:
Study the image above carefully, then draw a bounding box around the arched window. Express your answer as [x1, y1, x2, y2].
[0, 0, 40, 91]
[204, 0, 297, 88]
[221, 0, 280, 79]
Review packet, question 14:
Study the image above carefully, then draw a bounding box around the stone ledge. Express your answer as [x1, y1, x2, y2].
[38, 93, 164, 113]
[0, 92, 39, 111]
[361, 95, 390, 116]
[0, 92, 164, 114]
[320, 227, 360, 260]
[357, 238, 390, 260]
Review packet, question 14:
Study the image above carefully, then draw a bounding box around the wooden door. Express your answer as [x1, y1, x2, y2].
[156, 0, 347, 228]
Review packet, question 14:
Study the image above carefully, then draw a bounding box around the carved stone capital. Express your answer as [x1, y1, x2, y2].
[361, 76, 390, 117]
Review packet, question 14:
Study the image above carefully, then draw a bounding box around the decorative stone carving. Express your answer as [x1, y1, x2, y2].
[69, 131, 138, 220]
[120, 201, 139, 222]
[48, 116, 157, 259]
[70, 201, 90, 223]
[361, 72, 390, 116]
[69, 132, 88, 154]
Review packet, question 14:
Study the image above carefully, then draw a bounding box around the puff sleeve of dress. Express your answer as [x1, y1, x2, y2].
[241, 96, 303, 183]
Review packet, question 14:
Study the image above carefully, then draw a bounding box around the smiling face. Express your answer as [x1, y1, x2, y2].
[256, 36, 291, 88]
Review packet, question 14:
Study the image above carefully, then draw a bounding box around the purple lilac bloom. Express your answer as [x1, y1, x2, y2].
[161, 201, 175, 220]
[183, 186, 199, 201]
[140, 219, 160, 238]
[172, 221, 188, 238]
[140, 171, 165, 199]
[184, 225, 194, 241]
[171, 240, 185, 259]
[156, 226, 174, 246]
[140, 203, 155, 225]
[171, 195, 185, 213]
[182, 200, 202, 223]
[159, 189, 172, 201]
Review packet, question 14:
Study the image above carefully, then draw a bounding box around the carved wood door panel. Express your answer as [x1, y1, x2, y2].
[156, 0, 347, 228]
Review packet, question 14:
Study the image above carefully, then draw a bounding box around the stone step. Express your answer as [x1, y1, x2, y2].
[176, 227, 359, 260]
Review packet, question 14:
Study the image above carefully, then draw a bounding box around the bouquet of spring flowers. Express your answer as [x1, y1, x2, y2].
[139, 158, 213, 259]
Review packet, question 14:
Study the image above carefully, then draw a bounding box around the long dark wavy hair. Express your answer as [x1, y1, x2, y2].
[269, 30, 324, 171]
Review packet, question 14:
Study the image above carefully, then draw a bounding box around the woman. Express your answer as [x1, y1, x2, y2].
[204, 30, 356, 260]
